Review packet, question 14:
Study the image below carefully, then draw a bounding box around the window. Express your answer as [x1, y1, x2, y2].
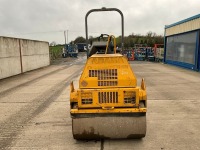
[166, 31, 197, 65]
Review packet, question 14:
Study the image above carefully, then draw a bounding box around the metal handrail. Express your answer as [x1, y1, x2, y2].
[105, 35, 117, 54]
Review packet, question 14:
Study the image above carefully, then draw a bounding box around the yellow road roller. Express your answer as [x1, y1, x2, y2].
[70, 8, 147, 140]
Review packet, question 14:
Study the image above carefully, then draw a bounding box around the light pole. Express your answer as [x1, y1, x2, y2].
[67, 30, 68, 44]
[64, 30, 66, 45]
[64, 30, 69, 44]
[64, 30, 68, 57]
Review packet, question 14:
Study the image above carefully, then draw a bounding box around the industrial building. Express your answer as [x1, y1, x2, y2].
[164, 14, 200, 71]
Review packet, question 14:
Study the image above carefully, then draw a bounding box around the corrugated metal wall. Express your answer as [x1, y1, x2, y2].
[166, 17, 200, 36]
[0, 36, 50, 80]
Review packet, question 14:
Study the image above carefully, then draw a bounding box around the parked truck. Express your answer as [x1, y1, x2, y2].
[77, 43, 86, 52]
[62, 44, 78, 58]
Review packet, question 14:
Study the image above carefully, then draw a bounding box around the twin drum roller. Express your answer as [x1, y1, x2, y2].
[69, 8, 147, 140]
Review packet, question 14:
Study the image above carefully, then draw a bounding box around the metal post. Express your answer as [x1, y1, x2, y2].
[19, 39, 23, 73]
[67, 30, 69, 44]
[64, 31, 66, 45]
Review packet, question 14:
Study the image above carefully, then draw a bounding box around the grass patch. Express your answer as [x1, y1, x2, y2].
[49, 45, 64, 60]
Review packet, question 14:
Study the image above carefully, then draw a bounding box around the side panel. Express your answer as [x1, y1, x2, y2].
[0, 37, 21, 79]
[21, 40, 50, 72]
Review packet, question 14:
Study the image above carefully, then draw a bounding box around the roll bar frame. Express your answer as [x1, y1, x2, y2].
[85, 7, 124, 58]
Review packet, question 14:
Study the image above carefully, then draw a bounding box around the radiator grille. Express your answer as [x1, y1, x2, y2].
[124, 91, 136, 104]
[98, 92, 118, 103]
[89, 69, 118, 86]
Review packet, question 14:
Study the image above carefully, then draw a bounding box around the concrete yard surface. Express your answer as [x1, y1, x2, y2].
[0, 56, 200, 150]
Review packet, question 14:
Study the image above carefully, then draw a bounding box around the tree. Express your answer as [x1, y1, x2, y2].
[74, 36, 86, 44]
[146, 31, 153, 37]
[147, 38, 154, 47]
[115, 36, 121, 47]
[129, 38, 134, 47]
[152, 32, 157, 37]
[144, 39, 147, 44]
[72, 32, 164, 48]
[135, 37, 139, 45]
[50, 41, 56, 46]
[140, 39, 144, 44]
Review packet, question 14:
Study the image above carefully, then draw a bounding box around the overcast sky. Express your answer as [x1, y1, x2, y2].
[0, 0, 199, 44]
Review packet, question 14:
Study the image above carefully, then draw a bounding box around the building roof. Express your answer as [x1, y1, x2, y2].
[165, 14, 200, 29]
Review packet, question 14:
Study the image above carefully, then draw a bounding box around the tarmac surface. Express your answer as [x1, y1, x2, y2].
[0, 53, 200, 150]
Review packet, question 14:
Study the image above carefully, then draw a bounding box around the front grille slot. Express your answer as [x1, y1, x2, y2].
[81, 92, 92, 105]
[98, 92, 118, 103]
[124, 98, 135, 104]
[124, 91, 136, 104]
[82, 99, 92, 104]
[89, 69, 118, 86]
[98, 81, 118, 86]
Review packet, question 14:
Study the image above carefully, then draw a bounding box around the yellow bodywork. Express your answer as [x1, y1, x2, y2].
[70, 53, 147, 114]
